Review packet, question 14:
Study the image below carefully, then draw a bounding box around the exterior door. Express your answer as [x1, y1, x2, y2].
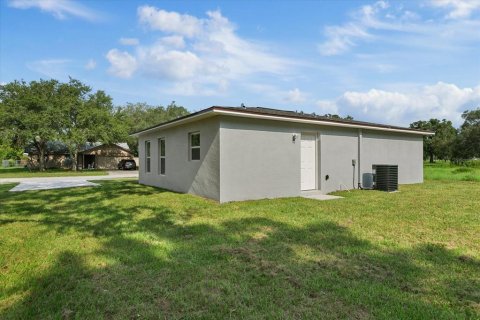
[301, 133, 316, 190]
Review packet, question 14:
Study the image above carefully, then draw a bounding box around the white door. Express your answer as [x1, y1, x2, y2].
[301, 133, 316, 190]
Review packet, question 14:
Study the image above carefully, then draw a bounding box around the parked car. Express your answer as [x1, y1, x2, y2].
[118, 159, 136, 170]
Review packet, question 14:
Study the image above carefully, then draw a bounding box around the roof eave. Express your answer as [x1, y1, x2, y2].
[131, 107, 434, 137]
[129, 108, 216, 137]
[214, 109, 434, 135]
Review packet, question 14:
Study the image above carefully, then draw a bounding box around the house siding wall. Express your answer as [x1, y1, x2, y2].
[137, 115, 424, 203]
[32, 154, 69, 169]
[218, 116, 424, 202]
[219, 117, 301, 202]
[138, 117, 220, 201]
[319, 127, 359, 194]
[361, 130, 423, 184]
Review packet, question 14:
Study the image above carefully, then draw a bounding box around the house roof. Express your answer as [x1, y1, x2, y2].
[79, 142, 131, 153]
[131, 106, 435, 136]
[25, 141, 69, 155]
[27, 142, 131, 155]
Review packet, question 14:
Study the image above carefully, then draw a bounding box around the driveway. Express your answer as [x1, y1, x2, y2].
[1, 170, 138, 192]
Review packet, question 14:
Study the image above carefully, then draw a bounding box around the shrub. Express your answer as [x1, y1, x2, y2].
[63, 158, 73, 169]
[463, 174, 480, 181]
[453, 167, 472, 173]
[450, 159, 480, 167]
[464, 159, 480, 168]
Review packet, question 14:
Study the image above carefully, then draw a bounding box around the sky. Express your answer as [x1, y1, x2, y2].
[1, 0, 479, 126]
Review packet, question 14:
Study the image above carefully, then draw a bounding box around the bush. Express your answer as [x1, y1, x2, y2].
[463, 174, 480, 181]
[453, 167, 472, 173]
[464, 159, 480, 167]
[450, 159, 480, 167]
[63, 158, 73, 169]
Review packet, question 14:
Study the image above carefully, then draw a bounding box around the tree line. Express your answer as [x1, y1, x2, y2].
[410, 109, 480, 163]
[0, 78, 188, 171]
[1, 78, 479, 170]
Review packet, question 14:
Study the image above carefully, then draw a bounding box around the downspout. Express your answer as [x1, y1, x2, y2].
[358, 129, 362, 189]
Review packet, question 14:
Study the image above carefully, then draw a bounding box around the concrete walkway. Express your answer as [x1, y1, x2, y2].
[10, 180, 100, 192]
[0, 170, 138, 184]
[1, 170, 138, 192]
[301, 190, 343, 201]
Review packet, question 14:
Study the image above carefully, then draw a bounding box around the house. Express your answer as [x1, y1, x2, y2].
[26, 141, 70, 169]
[132, 106, 433, 202]
[27, 142, 135, 170]
[77, 143, 135, 169]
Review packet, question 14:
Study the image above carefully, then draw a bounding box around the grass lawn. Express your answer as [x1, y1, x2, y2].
[0, 167, 108, 178]
[424, 161, 480, 182]
[0, 169, 479, 318]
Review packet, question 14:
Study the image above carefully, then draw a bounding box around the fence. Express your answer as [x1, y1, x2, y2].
[1, 160, 25, 168]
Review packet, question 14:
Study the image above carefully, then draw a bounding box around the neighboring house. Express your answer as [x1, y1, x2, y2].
[27, 142, 135, 170]
[77, 143, 134, 169]
[26, 141, 70, 169]
[132, 106, 433, 202]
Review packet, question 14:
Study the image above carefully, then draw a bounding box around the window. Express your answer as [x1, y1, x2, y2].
[158, 138, 165, 175]
[145, 140, 151, 173]
[189, 132, 200, 160]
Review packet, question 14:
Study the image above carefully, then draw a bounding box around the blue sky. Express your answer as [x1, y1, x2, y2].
[1, 0, 479, 126]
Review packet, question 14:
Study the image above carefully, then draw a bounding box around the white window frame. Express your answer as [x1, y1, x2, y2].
[189, 132, 200, 161]
[145, 140, 151, 173]
[158, 137, 165, 175]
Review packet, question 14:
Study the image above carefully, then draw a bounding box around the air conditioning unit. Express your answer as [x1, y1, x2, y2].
[362, 173, 374, 189]
[372, 165, 398, 192]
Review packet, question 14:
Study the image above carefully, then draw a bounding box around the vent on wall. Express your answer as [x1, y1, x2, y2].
[373, 165, 398, 192]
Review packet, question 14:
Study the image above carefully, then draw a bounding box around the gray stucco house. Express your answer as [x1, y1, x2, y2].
[133, 106, 432, 202]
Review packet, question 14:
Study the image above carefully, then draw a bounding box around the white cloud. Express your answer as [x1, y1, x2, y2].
[318, 0, 480, 56]
[318, 1, 388, 56]
[26, 59, 71, 78]
[106, 49, 137, 78]
[318, 23, 372, 56]
[284, 88, 306, 103]
[119, 38, 139, 46]
[160, 35, 185, 49]
[139, 49, 202, 81]
[85, 59, 96, 70]
[316, 100, 339, 115]
[316, 82, 480, 126]
[429, 0, 480, 19]
[8, 0, 101, 21]
[138, 5, 202, 37]
[106, 7, 294, 95]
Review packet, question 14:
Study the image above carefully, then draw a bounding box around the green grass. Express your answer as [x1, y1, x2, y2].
[0, 172, 479, 318]
[0, 167, 108, 178]
[424, 162, 480, 182]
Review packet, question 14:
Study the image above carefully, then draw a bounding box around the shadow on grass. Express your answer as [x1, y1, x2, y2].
[0, 181, 479, 319]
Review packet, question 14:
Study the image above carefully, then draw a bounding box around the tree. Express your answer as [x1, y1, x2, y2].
[431, 120, 457, 161]
[0, 80, 62, 171]
[323, 114, 354, 120]
[410, 120, 435, 162]
[0, 125, 23, 160]
[115, 101, 189, 156]
[409, 119, 457, 163]
[0, 78, 124, 171]
[452, 108, 480, 160]
[0, 141, 23, 161]
[57, 78, 123, 170]
[460, 108, 480, 128]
